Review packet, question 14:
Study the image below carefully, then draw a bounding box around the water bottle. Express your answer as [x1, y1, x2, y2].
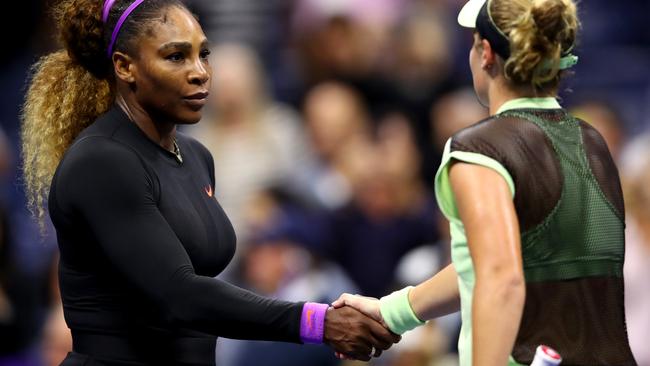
[530, 345, 562, 366]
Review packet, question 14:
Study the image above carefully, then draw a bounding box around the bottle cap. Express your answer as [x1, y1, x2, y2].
[530, 345, 562, 366]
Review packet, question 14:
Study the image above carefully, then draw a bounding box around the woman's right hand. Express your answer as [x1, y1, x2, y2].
[332, 293, 385, 327]
[323, 306, 400, 361]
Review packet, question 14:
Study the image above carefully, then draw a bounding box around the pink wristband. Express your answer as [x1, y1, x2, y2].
[300, 302, 328, 344]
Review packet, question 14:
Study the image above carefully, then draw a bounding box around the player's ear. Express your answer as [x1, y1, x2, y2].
[480, 39, 496, 70]
[113, 51, 136, 84]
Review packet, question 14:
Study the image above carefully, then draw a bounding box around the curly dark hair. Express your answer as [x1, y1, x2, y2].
[22, 0, 186, 225]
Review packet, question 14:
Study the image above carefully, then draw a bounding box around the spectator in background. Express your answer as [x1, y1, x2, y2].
[217, 188, 356, 366]
[385, 4, 456, 113]
[302, 82, 372, 209]
[571, 100, 626, 161]
[185, 0, 301, 103]
[189, 44, 315, 244]
[329, 112, 439, 298]
[620, 135, 650, 366]
[383, 7, 459, 185]
[293, 1, 460, 187]
[187, 0, 291, 53]
[430, 87, 488, 153]
[291, 0, 396, 85]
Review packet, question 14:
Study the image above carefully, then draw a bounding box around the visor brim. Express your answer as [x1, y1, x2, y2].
[458, 0, 486, 28]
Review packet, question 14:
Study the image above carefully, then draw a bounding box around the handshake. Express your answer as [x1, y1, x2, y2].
[321, 293, 402, 361]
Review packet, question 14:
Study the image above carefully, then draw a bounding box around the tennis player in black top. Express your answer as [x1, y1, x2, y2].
[20, 0, 400, 365]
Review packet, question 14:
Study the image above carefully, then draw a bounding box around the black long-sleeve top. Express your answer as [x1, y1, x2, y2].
[49, 106, 303, 365]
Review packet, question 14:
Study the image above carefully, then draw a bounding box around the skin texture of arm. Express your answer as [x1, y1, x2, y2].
[449, 161, 525, 366]
[409, 263, 461, 320]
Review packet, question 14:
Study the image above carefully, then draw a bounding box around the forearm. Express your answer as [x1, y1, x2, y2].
[163, 265, 304, 342]
[472, 274, 525, 366]
[409, 264, 461, 320]
[377, 264, 460, 335]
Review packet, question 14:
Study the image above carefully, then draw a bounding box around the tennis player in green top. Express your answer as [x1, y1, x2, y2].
[333, 0, 638, 364]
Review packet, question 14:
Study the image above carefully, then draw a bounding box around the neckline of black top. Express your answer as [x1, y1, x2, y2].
[110, 105, 185, 167]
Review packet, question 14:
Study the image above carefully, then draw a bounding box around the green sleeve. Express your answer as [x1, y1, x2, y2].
[434, 138, 515, 223]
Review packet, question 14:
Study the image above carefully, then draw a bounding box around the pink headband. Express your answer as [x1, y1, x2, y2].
[102, 0, 146, 57]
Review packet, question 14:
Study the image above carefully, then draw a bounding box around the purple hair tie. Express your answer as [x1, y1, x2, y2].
[102, 0, 117, 23]
[105, 0, 146, 57]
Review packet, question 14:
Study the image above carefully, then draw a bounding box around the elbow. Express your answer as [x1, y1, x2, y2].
[503, 274, 526, 306]
[161, 268, 208, 326]
[477, 265, 526, 304]
[166, 301, 203, 326]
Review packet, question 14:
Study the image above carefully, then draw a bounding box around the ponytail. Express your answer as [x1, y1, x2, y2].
[22, 50, 113, 223]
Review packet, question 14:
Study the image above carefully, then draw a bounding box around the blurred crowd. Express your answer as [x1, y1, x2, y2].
[1, 0, 649, 365]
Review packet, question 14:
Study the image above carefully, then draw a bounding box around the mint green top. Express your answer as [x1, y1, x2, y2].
[434, 97, 561, 366]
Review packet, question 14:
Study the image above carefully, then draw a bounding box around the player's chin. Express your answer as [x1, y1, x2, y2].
[176, 107, 204, 125]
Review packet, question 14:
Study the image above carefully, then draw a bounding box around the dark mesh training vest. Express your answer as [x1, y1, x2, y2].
[451, 108, 637, 365]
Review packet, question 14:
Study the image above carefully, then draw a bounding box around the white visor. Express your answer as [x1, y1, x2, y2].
[458, 0, 487, 28]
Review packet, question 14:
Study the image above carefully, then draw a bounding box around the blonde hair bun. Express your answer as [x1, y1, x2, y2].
[490, 0, 579, 90]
